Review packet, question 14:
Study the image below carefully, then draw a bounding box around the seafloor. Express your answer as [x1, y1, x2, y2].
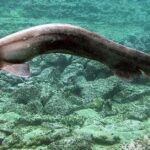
[0, 0, 150, 150]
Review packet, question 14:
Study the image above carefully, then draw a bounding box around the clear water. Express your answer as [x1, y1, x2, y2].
[0, 0, 150, 150]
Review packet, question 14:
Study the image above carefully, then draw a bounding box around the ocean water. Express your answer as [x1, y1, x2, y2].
[0, 0, 150, 150]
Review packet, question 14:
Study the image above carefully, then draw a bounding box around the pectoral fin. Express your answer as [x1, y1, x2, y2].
[1, 62, 30, 77]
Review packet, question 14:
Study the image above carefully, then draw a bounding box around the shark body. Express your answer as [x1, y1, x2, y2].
[0, 23, 150, 79]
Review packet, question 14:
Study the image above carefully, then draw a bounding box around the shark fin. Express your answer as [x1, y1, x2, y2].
[1, 62, 30, 77]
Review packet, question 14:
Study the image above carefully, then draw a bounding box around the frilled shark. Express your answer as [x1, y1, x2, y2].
[0, 23, 150, 79]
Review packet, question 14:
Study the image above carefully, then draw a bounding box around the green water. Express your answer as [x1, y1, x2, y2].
[1, 0, 150, 41]
[0, 0, 150, 150]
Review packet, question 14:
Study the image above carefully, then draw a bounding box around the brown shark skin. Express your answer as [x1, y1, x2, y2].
[0, 23, 150, 78]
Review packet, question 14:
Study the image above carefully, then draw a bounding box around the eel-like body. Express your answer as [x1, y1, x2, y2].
[0, 23, 150, 79]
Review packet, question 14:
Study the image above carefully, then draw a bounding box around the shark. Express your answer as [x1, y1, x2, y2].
[0, 23, 150, 79]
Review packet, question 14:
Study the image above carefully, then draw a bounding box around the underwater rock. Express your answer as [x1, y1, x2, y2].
[48, 135, 92, 150]
[1, 120, 70, 148]
[0, 71, 26, 88]
[104, 119, 150, 144]
[38, 67, 56, 79]
[31, 54, 71, 77]
[15, 114, 59, 126]
[77, 76, 120, 103]
[29, 62, 42, 76]
[0, 112, 20, 122]
[22, 128, 47, 146]
[74, 109, 107, 131]
[22, 128, 70, 147]
[1, 133, 22, 149]
[44, 54, 71, 70]
[128, 107, 150, 121]
[15, 117, 42, 126]
[42, 122, 64, 130]
[106, 119, 143, 132]
[121, 135, 150, 150]
[0, 136, 5, 145]
[142, 96, 150, 117]
[39, 82, 55, 106]
[2, 102, 28, 115]
[75, 108, 101, 119]
[12, 84, 41, 104]
[26, 100, 43, 114]
[0, 128, 13, 136]
[61, 113, 85, 127]
[74, 122, 121, 146]
[66, 95, 84, 105]
[62, 84, 83, 98]
[0, 77, 8, 91]
[44, 93, 75, 115]
[113, 84, 150, 103]
[60, 60, 85, 85]
[84, 60, 112, 81]
[87, 97, 117, 116]
[101, 99, 118, 117]
[92, 132, 120, 145]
